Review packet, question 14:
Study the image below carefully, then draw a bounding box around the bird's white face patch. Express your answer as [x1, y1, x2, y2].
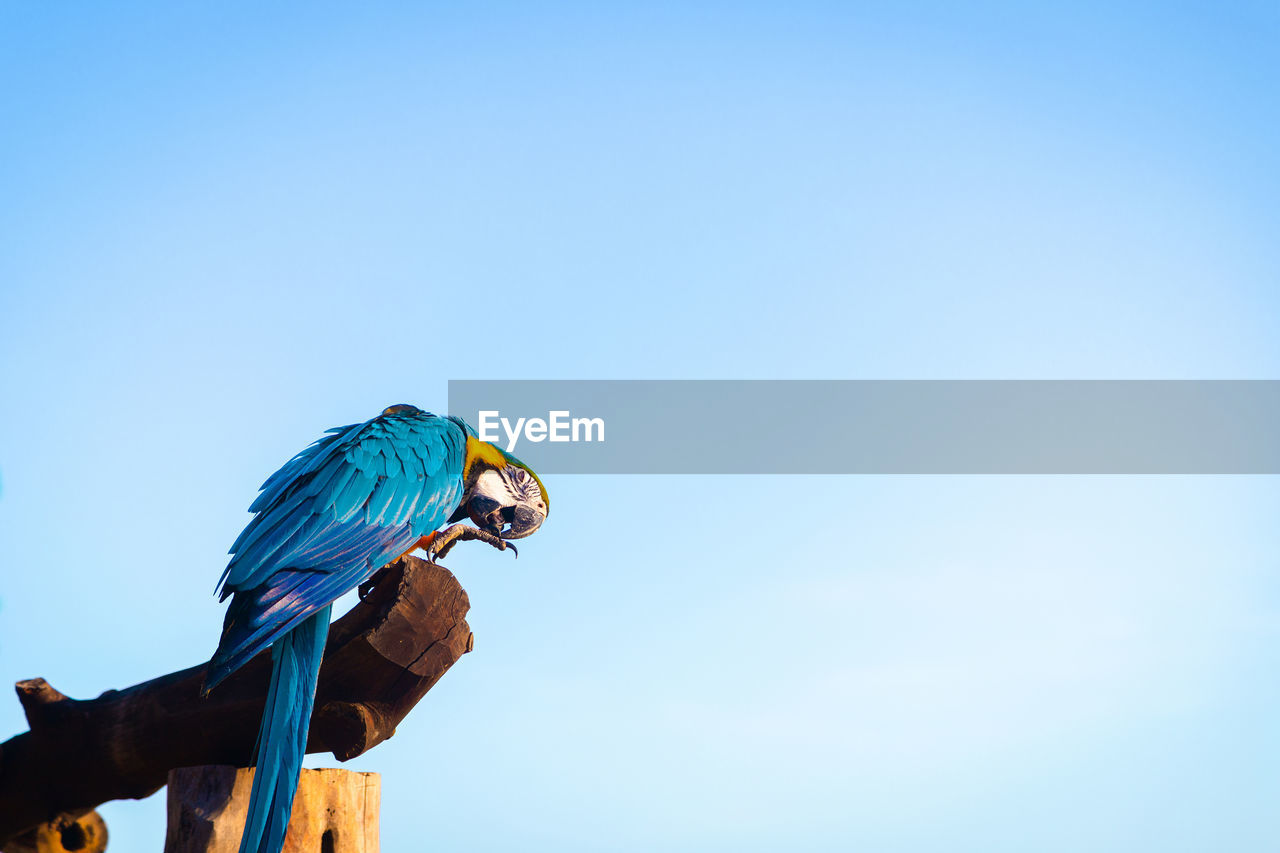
[474, 467, 544, 512]
[464, 465, 547, 539]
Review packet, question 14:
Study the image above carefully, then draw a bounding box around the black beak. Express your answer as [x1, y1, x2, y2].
[463, 495, 545, 540]
[502, 505, 545, 540]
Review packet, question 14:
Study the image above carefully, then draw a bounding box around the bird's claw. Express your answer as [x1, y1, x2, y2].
[427, 524, 518, 564]
[358, 567, 390, 600]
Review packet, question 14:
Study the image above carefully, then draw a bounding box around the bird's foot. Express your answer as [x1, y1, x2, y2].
[358, 566, 391, 600]
[426, 523, 517, 564]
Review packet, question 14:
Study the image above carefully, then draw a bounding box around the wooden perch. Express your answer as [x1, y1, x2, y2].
[165, 766, 379, 852]
[0, 556, 471, 847]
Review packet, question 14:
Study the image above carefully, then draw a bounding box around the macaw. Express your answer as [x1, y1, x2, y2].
[203, 404, 548, 853]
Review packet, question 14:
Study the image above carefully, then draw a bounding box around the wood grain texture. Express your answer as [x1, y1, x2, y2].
[164, 767, 379, 853]
[0, 557, 470, 847]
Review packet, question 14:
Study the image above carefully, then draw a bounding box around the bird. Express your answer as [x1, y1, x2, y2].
[203, 404, 548, 853]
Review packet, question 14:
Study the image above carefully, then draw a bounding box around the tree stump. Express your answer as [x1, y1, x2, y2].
[164, 767, 379, 853]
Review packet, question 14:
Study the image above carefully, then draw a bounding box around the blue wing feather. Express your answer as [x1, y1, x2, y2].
[363, 475, 399, 525]
[208, 411, 468, 689]
[332, 470, 377, 522]
[249, 427, 356, 513]
[214, 412, 469, 853]
[236, 606, 331, 853]
[383, 447, 402, 479]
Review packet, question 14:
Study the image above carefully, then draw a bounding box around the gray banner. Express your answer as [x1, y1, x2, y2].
[446, 380, 1280, 474]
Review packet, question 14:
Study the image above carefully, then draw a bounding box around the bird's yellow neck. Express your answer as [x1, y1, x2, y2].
[464, 435, 509, 480]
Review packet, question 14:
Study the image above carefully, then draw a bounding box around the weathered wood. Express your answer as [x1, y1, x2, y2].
[164, 767, 379, 853]
[2, 811, 107, 853]
[0, 557, 471, 847]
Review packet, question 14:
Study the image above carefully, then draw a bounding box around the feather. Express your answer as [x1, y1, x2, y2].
[236, 606, 331, 853]
[332, 470, 377, 522]
[383, 447, 402, 479]
[208, 408, 474, 853]
[360, 477, 391, 525]
[316, 461, 358, 513]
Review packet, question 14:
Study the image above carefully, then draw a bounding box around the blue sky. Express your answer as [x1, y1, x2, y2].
[1, 3, 1278, 851]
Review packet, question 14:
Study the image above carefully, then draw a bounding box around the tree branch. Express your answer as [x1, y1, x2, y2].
[0, 556, 471, 846]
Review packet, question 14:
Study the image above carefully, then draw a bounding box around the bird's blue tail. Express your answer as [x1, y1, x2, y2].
[237, 604, 332, 853]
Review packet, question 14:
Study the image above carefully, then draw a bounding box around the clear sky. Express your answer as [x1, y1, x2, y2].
[2, 3, 1278, 851]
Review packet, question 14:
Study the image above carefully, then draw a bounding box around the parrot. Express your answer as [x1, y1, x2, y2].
[202, 404, 548, 853]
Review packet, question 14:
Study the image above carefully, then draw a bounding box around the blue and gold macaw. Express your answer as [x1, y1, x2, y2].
[203, 405, 548, 853]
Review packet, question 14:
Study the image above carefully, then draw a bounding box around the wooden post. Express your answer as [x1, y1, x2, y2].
[164, 766, 380, 853]
[0, 557, 470, 847]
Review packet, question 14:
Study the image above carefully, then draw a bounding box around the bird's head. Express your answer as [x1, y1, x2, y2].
[451, 435, 549, 540]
